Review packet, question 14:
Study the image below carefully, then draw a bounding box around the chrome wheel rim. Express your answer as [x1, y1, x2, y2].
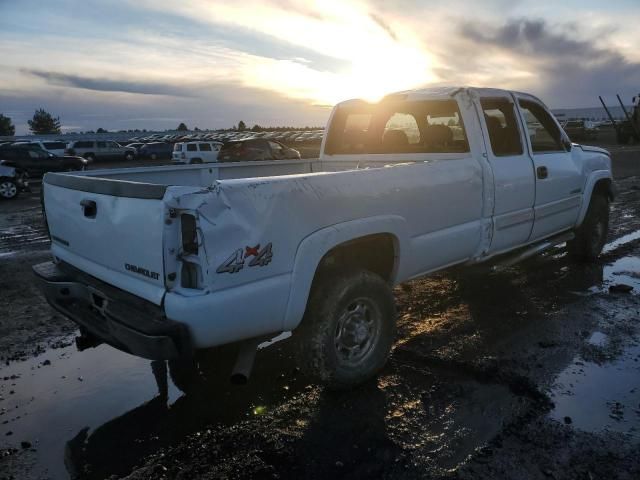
[0, 181, 17, 199]
[334, 298, 380, 366]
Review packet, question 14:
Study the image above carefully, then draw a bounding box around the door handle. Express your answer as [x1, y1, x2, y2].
[537, 166, 548, 179]
[80, 199, 97, 218]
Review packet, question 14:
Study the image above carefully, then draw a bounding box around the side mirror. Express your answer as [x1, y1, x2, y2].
[562, 138, 572, 151]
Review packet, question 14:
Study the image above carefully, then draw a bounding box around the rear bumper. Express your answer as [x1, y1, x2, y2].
[33, 261, 192, 360]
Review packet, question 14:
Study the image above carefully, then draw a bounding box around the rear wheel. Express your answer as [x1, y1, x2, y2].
[568, 194, 609, 261]
[296, 269, 396, 390]
[0, 179, 18, 200]
[150, 153, 157, 160]
[190, 158, 203, 164]
[124, 152, 134, 161]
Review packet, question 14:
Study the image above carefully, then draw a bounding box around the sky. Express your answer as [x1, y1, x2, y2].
[1, 0, 639, 134]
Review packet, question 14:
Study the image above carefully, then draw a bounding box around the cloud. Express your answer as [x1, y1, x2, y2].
[21, 69, 194, 97]
[457, 18, 640, 106]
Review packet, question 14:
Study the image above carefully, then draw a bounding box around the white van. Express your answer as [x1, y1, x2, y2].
[172, 141, 223, 164]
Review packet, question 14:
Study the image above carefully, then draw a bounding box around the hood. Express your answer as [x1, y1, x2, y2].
[578, 144, 611, 157]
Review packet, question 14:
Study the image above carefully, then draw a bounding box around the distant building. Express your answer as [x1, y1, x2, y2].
[551, 106, 633, 123]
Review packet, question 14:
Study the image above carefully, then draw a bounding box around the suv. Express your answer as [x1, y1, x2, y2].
[66, 140, 136, 161]
[0, 145, 88, 175]
[172, 141, 223, 164]
[218, 138, 301, 162]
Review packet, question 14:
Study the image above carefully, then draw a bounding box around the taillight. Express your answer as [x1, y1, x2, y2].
[181, 214, 198, 255]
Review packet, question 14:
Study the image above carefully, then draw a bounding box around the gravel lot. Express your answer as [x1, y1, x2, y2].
[1, 146, 640, 479]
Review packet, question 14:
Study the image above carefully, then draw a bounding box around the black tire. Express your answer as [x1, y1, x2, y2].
[568, 194, 609, 261]
[124, 152, 134, 161]
[84, 153, 95, 162]
[0, 178, 18, 200]
[296, 269, 396, 390]
[150, 153, 157, 161]
[190, 158, 203, 164]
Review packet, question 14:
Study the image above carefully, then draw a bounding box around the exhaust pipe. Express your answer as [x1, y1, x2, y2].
[230, 340, 259, 385]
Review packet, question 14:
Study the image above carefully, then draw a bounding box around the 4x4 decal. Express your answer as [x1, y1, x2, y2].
[216, 243, 273, 274]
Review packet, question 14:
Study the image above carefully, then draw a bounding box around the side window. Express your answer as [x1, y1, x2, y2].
[108, 141, 119, 148]
[187, 144, 197, 152]
[269, 141, 284, 154]
[198, 143, 212, 151]
[28, 150, 47, 159]
[518, 100, 566, 153]
[480, 98, 523, 156]
[96, 141, 107, 148]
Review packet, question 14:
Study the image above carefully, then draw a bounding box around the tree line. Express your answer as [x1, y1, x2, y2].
[0, 110, 323, 137]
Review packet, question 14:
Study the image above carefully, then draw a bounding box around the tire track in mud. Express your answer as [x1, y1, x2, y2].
[0, 205, 49, 255]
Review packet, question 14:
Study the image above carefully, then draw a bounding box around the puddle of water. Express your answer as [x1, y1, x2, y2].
[0, 335, 302, 479]
[587, 332, 608, 347]
[601, 256, 640, 294]
[602, 230, 640, 254]
[550, 343, 640, 438]
[0, 341, 182, 479]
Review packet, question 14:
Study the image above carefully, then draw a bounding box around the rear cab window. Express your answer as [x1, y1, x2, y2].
[325, 99, 469, 155]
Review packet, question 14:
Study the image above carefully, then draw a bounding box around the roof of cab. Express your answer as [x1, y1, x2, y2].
[336, 86, 540, 107]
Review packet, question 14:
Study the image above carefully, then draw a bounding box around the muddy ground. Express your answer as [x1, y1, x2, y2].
[1, 148, 640, 479]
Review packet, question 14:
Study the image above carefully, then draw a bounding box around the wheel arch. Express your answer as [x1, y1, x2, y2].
[282, 215, 410, 331]
[577, 171, 614, 227]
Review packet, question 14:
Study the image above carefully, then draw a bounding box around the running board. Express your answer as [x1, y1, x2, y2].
[491, 232, 575, 271]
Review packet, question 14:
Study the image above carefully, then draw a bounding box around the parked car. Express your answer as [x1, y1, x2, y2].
[14, 140, 68, 156]
[138, 142, 173, 160]
[0, 145, 88, 175]
[0, 162, 29, 200]
[563, 120, 598, 141]
[125, 142, 145, 153]
[218, 139, 301, 162]
[172, 141, 223, 164]
[36, 87, 613, 391]
[66, 140, 136, 161]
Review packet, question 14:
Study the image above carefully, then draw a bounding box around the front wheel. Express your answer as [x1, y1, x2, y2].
[568, 194, 609, 261]
[296, 269, 396, 390]
[0, 179, 18, 200]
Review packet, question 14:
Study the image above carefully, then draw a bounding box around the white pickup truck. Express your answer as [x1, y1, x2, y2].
[34, 87, 614, 389]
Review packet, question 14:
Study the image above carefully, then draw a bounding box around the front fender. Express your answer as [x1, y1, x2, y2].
[577, 170, 614, 227]
[282, 215, 410, 331]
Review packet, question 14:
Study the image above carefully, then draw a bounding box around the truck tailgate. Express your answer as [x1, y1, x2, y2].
[43, 173, 168, 305]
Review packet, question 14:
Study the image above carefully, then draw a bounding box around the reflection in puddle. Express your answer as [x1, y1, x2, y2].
[0, 340, 181, 479]
[550, 344, 640, 438]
